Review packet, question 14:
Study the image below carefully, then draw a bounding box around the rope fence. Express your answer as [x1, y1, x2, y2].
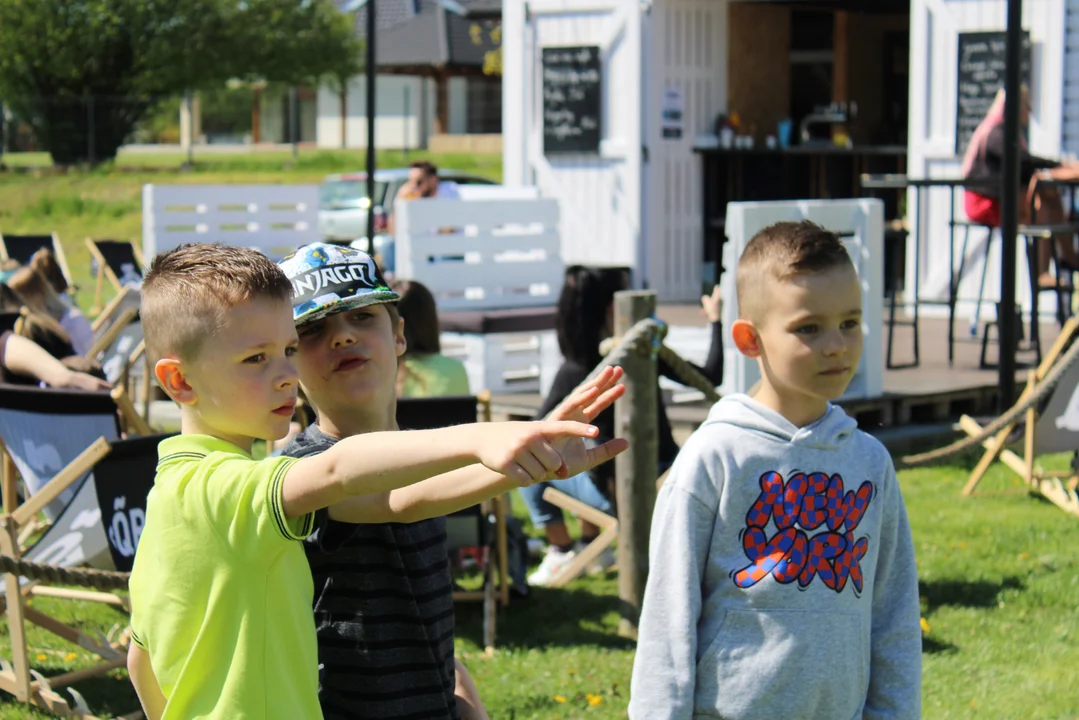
[0, 555, 130, 591]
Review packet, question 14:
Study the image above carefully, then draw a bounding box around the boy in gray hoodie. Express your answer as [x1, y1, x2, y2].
[630, 221, 921, 720]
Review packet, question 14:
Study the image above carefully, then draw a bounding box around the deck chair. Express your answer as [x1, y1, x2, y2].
[0, 386, 123, 523]
[395, 391, 508, 653]
[958, 316, 1079, 518]
[84, 239, 144, 315]
[97, 323, 144, 384]
[86, 306, 139, 363]
[90, 285, 140, 339]
[0, 385, 151, 527]
[0, 431, 168, 718]
[0, 233, 74, 289]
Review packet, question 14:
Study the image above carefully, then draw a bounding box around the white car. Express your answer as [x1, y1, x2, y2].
[317, 168, 497, 242]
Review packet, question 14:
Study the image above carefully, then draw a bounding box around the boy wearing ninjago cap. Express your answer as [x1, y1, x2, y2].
[630, 221, 921, 720]
[278, 242, 629, 719]
[125, 242, 614, 720]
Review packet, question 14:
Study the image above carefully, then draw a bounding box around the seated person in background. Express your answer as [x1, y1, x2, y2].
[0, 282, 77, 359]
[9, 262, 95, 356]
[385, 161, 462, 243]
[0, 331, 110, 391]
[0, 283, 107, 381]
[963, 86, 1079, 287]
[31, 248, 97, 337]
[391, 279, 471, 398]
[521, 267, 727, 586]
[397, 160, 461, 203]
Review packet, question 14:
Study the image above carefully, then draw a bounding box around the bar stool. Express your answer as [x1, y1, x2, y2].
[1019, 223, 1079, 365]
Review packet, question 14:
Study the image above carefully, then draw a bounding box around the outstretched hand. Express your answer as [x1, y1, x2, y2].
[545, 366, 630, 480]
[476, 420, 599, 488]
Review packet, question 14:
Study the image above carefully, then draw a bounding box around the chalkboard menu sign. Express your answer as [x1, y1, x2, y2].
[955, 31, 1032, 155]
[542, 46, 602, 155]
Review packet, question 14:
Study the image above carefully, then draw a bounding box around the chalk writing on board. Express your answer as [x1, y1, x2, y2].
[955, 31, 1031, 155]
[542, 46, 602, 155]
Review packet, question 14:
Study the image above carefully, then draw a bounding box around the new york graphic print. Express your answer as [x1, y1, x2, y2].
[733, 471, 874, 594]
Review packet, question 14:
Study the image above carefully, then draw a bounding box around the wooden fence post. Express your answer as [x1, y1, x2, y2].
[613, 289, 658, 639]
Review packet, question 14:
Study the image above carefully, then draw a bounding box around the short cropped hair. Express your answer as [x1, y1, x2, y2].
[141, 243, 293, 364]
[736, 221, 854, 322]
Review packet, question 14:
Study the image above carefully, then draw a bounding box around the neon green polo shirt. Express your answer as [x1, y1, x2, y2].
[128, 434, 319, 719]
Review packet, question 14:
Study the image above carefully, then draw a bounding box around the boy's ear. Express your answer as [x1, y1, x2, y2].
[394, 316, 407, 358]
[155, 358, 197, 406]
[731, 319, 762, 358]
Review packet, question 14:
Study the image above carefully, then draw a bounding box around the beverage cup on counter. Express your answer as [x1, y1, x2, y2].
[766, 135, 777, 149]
[777, 119, 792, 148]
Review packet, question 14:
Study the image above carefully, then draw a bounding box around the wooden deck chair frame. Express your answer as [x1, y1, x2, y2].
[0, 433, 144, 719]
[0, 232, 75, 292]
[114, 339, 154, 423]
[90, 286, 137, 337]
[85, 306, 139, 362]
[84, 238, 144, 316]
[539, 487, 619, 588]
[959, 316, 1079, 518]
[0, 309, 30, 338]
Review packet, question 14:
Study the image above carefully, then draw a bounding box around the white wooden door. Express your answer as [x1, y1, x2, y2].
[906, 0, 1065, 320]
[643, 0, 730, 302]
[503, 0, 643, 278]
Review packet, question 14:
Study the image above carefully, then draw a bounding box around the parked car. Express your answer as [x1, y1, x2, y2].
[317, 167, 497, 242]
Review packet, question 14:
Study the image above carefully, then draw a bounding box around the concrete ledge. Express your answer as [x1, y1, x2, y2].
[427, 134, 502, 155]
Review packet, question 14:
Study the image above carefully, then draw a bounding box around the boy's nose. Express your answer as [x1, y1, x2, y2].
[821, 330, 847, 356]
[330, 328, 357, 349]
[275, 358, 299, 388]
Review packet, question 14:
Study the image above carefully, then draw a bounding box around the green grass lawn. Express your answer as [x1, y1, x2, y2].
[1, 457, 1076, 719]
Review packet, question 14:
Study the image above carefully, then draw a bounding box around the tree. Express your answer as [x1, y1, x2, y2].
[0, 0, 361, 166]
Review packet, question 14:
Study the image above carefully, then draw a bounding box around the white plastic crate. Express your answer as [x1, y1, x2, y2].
[394, 195, 564, 312]
[441, 330, 556, 395]
[722, 199, 885, 402]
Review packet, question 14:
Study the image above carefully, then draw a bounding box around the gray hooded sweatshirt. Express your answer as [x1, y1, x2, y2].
[630, 394, 921, 720]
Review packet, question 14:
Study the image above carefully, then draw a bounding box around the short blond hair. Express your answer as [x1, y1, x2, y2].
[141, 243, 293, 364]
[736, 221, 854, 322]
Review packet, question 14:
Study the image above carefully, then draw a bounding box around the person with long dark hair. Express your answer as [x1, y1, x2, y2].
[522, 266, 725, 586]
[391, 279, 470, 398]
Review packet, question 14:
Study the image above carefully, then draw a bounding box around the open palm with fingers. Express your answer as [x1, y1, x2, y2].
[546, 366, 630, 480]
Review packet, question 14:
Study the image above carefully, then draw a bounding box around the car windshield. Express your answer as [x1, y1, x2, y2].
[319, 179, 390, 209]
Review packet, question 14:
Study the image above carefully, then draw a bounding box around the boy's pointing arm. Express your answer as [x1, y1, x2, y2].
[327, 367, 630, 524]
[282, 419, 600, 520]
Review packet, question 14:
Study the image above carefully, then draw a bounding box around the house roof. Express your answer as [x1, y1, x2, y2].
[352, 0, 501, 70]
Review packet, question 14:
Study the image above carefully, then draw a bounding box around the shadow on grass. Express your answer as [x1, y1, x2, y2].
[922, 636, 958, 655]
[455, 583, 636, 652]
[919, 576, 1024, 612]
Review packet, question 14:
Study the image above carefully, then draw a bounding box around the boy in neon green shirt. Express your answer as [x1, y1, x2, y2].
[126, 243, 609, 719]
